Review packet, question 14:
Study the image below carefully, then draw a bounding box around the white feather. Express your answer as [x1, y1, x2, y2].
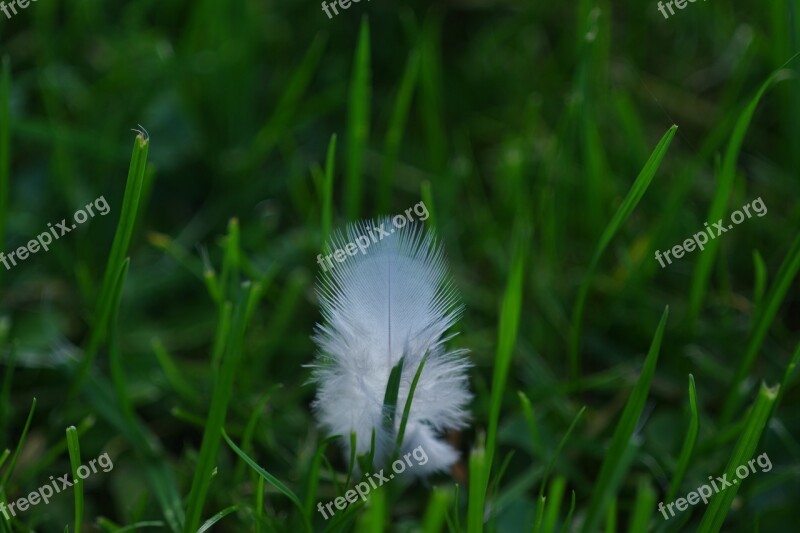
[309, 218, 471, 475]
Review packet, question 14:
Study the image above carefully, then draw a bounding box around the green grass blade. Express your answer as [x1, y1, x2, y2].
[467, 438, 487, 533]
[698, 383, 779, 532]
[569, 125, 677, 376]
[0, 397, 35, 487]
[417, 14, 447, 174]
[73, 130, 150, 394]
[422, 487, 451, 533]
[80, 372, 183, 531]
[222, 430, 308, 529]
[534, 494, 546, 533]
[420, 181, 437, 232]
[108, 259, 132, 418]
[379, 49, 420, 213]
[687, 71, 782, 325]
[721, 233, 800, 424]
[382, 357, 404, 441]
[604, 497, 616, 533]
[581, 306, 669, 533]
[518, 391, 541, 459]
[542, 476, 566, 533]
[540, 406, 586, 498]
[0, 340, 16, 442]
[244, 33, 328, 171]
[255, 475, 264, 533]
[183, 284, 251, 533]
[666, 374, 699, 501]
[196, 504, 244, 533]
[321, 133, 337, 245]
[560, 490, 576, 533]
[151, 338, 200, 405]
[628, 477, 656, 532]
[395, 352, 427, 455]
[344, 17, 371, 219]
[66, 426, 84, 533]
[302, 434, 337, 518]
[218, 218, 241, 305]
[776, 341, 800, 411]
[0, 57, 9, 253]
[97, 520, 165, 532]
[482, 227, 526, 514]
[752, 250, 767, 310]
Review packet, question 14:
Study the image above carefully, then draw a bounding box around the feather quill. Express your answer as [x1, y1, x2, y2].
[310, 218, 471, 475]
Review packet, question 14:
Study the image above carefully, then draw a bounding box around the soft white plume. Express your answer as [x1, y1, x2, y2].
[310, 218, 471, 476]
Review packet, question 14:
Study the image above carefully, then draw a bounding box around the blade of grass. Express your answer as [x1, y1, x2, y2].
[222, 430, 309, 530]
[66, 426, 84, 533]
[108, 259, 132, 419]
[378, 49, 419, 213]
[420, 181, 437, 232]
[752, 250, 767, 310]
[776, 341, 800, 411]
[569, 125, 677, 376]
[698, 383, 779, 532]
[97, 520, 165, 532]
[364, 483, 386, 533]
[183, 283, 251, 533]
[518, 391, 541, 459]
[0, 397, 35, 487]
[344, 17, 371, 219]
[422, 487, 451, 533]
[417, 13, 447, 175]
[395, 352, 428, 456]
[234, 389, 279, 483]
[0, 341, 16, 443]
[542, 476, 566, 533]
[0, 57, 9, 254]
[628, 477, 656, 532]
[721, 233, 800, 424]
[540, 406, 586, 498]
[666, 374, 699, 501]
[382, 357, 404, 442]
[151, 338, 200, 405]
[604, 497, 616, 533]
[581, 306, 669, 533]
[218, 218, 240, 306]
[196, 505, 244, 533]
[80, 371, 183, 531]
[467, 436, 487, 533]
[244, 33, 328, 172]
[534, 494, 546, 533]
[560, 490, 576, 533]
[72, 130, 150, 395]
[302, 434, 337, 518]
[255, 475, 264, 533]
[687, 71, 783, 325]
[321, 133, 336, 245]
[476, 225, 526, 532]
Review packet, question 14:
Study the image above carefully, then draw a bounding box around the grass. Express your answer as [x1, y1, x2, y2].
[1, 1, 799, 532]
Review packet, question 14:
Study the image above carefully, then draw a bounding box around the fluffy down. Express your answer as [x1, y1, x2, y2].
[309, 218, 471, 475]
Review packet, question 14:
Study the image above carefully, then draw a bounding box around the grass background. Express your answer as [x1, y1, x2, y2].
[1, 0, 799, 531]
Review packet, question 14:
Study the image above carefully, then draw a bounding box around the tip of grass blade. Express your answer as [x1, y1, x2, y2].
[131, 124, 149, 144]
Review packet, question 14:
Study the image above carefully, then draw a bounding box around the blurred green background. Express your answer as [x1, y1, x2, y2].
[0, 0, 799, 531]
